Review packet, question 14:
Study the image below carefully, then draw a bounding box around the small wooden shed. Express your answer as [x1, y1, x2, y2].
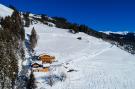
[31, 63, 41, 68]
[39, 54, 55, 64]
[33, 67, 49, 72]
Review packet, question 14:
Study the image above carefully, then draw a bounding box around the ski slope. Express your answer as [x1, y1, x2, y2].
[0, 4, 13, 17]
[25, 23, 135, 89]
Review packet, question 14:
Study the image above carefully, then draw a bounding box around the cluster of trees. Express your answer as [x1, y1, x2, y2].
[27, 72, 36, 89]
[51, 17, 72, 29]
[0, 8, 25, 89]
[41, 14, 50, 22]
[105, 33, 135, 54]
[50, 17, 105, 37]
[23, 12, 30, 27]
[1, 9, 25, 41]
[0, 31, 18, 89]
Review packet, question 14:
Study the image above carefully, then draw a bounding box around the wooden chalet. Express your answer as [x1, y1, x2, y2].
[39, 54, 55, 64]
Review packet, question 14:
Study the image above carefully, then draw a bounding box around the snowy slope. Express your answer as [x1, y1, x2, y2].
[0, 4, 13, 17]
[0, 3, 135, 89]
[25, 23, 135, 89]
[101, 31, 129, 35]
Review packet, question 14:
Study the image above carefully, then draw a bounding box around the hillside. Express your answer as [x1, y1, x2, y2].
[25, 22, 135, 89]
[0, 3, 135, 89]
[0, 4, 13, 17]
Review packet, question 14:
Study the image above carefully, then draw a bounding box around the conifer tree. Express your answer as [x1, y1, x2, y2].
[30, 27, 38, 52]
[27, 72, 36, 89]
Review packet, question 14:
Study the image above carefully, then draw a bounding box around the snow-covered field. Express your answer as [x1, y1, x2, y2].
[25, 23, 135, 89]
[0, 4, 13, 17]
[1, 3, 135, 89]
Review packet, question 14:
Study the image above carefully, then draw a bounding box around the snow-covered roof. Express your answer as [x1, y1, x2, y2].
[43, 63, 50, 67]
[32, 60, 42, 65]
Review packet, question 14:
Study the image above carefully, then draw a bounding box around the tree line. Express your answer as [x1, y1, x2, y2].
[0, 8, 25, 89]
[15, 11, 135, 55]
[50, 16, 135, 54]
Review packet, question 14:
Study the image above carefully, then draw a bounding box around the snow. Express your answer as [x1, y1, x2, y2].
[30, 14, 41, 19]
[25, 23, 135, 89]
[1, 3, 135, 89]
[47, 22, 56, 27]
[66, 46, 135, 89]
[32, 60, 42, 65]
[43, 63, 51, 67]
[0, 4, 13, 17]
[101, 31, 129, 35]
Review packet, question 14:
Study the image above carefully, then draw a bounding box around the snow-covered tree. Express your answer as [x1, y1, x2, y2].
[30, 27, 38, 52]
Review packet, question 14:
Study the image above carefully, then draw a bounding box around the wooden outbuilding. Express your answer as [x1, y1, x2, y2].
[39, 54, 55, 64]
[31, 63, 41, 68]
[33, 67, 49, 72]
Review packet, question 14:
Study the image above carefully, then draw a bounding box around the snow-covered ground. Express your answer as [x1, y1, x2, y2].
[100, 31, 129, 35]
[1, 3, 135, 89]
[0, 4, 13, 17]
[25, 23, 135, 89]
